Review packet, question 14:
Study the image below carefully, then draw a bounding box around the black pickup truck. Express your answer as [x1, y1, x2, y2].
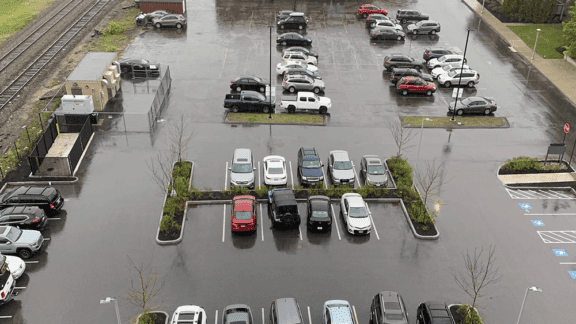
[224, 90, 275, 113]
[268, 188, 301, 228]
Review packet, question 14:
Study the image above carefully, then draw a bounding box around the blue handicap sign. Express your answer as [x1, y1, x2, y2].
[531, 220, 545, 226]
[519, 203, 532, 210]
[554, 249, 568, 257]
[569, 271, 576, 279]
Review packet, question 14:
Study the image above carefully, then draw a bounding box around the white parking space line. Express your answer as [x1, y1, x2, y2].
[560, 262, 576, 264]
[330, 205, 342, 240]
[340, 14, 348, 34]
[307, 306, 312, 324]
[526, 213, 576, 216]
[225, 162, 228, 190]
[352, 306, 359, 324]
[48, 218, 61, 221]
[299, 226, 303, 240]
[262, 308, 265, 324]
[64, 199, 70, 201]
[506, 188, 576, 199]
[222, 205, 227, 243]
[366, 204, 380, 240]
[258, 161, 261, 189]
[538, 231, 576, 243]
[0, 316, 12, 319]
[24, 261, 38, 264]
[15, 287, 26, 289]
[215, 310, 218, 324]
[43, 238, 50, 241]
[259, 203, 264, 241]
[322, 167, 328, 189]
[219, 48, 228, 78]
[289, 161, 294, 189]
[352, 163, 360, 188]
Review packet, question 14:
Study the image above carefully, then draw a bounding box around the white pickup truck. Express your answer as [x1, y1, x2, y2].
[280, 92, 331, 114]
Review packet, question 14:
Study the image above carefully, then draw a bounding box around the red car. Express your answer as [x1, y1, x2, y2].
[231, 195, 257, 233]
[358, 4, 387, 18]
[396, 76, 437, 96]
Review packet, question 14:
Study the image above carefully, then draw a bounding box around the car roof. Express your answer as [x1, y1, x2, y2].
[325, 301, 353, 324]
[399, 76, 422, 81]
[233, 149, 252, 163]
[330, 150, 350, 161]
[275, 298, 301, 323]
[363, 156, 383, 164]
[284, 51, 309, 56]
[288, 12, 305, 16]
[286, 74, 312, 81]
[281, 33, 303, 37]
[0, 206, 39, 215]
[266, 160, 285, 168]
[233, 196, 255, 210]
[448, 69, 475, 74]
[374, 26, 396, 31]
[271, 189, 297, 206]
[343, 193, 365, 207]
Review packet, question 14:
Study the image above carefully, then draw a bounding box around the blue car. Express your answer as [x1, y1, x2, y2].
[297, 147, 324, 186]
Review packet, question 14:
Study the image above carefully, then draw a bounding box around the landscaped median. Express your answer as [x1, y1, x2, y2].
[497, 156, 576, 186]
[402, 116, 509, 128]
[225, 112, 325, 126]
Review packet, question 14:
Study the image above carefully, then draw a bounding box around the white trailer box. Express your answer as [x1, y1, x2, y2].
[61, 95, 94, 114]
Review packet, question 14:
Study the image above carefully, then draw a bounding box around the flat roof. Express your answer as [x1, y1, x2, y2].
[137, 0, 183, 2]
[67, 52, 117, 82]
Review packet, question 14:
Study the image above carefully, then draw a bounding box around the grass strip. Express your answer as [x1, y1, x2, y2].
[226, 113, 324, 125]
[0, 0, 54, 46]
[402, 116, 507, 127]
[87, 7, 140, 53]
[508, 24, 565, 59]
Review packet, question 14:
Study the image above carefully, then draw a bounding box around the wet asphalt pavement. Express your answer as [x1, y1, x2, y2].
[3, 0, 576, 323]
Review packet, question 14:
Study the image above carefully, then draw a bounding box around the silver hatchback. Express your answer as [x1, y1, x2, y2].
[283, 75, 325, 94]
[229, 149, 256, 189]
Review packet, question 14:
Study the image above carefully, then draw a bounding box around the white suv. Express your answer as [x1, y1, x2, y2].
[427, 54, 466, 69]
[0, 258, 15, 305]
[282, 51, 317, 65]
[431, 63, 469, 79]
[437, 69, 480, 88]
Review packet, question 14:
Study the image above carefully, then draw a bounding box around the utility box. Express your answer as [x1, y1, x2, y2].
[61, 95, 94, 114]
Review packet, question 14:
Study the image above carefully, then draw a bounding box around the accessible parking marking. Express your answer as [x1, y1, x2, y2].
[538, 231, 576, 243]
[506, 188, 576, 199]
[330, 204, 342, 240]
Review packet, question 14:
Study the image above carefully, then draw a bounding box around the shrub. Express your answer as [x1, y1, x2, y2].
[173, 177, 189, 197]
[139, 313, 157, 324]
[221, 188, 230, 198]
[160, 214, 181, 234]
[255, 186, 268, 198]
[501, 156, 542, 171]
[293, 186, 303, 194]
[173, 162, 192, 179]
[104, 21, 126, 36]
[457, 305, 483, 324]
[190, 187, 202, 200]
[240, 187, 250, 195]
[163, 196, 184, 217]
[356, 185, 369, 197]
[325, 186, 336, 197]
[335, 185, 354, 197]
[387, 157, 413, 187]
[408, 201, 430, 224]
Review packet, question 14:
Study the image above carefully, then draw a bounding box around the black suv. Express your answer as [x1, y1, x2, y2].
[366, 14, 388, 27]
[423, 47, 455, 61]
[0, 206, 48, 230]
[297, 147, 324, 186]
[416, 301, 455, 324]
[390, 68, 433, 84]
[277, 13, 308, 30]
[268, 188, 301, 228]
[0, 186, 64, 216]
[395, 9, 429, 24]
[383, 54, 424, 71]
[371, 291, 409, 324]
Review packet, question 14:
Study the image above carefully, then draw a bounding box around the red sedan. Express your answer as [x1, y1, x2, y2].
[396, 76, 437, 96]
[231, 195, 257, 233]
[358, 4, 387, 18]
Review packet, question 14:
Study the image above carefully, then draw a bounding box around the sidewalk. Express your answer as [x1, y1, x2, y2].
[498, 172, 576, 184]
[461, 0, 576, 107]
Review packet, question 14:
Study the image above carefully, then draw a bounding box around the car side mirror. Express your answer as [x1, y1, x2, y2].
[5, 242, 11, 245]
[321, 163, 324, 167]
[253, 167, 257, 171]
[228, 167, 231, 171]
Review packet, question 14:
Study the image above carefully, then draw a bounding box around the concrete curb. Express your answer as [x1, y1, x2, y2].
[402, 117, 510, 129]
[0, 179, 79, 195]
[496, 159, 576, 186]
[223, 111, 327, 126]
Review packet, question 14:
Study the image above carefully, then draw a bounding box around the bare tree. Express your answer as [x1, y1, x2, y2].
[125, 257, 165, 322]
[146, 151, 175, 195]
[167, 111, 195, 163]
[451, 245, 503, 310]
[415, 159, 447, 207]
[387, 119, 417, 158]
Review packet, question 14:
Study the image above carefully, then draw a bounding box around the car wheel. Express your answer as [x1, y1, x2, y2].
[259, 86, 265, 93]
[155, 23, 161, 28]
[444, 81, 451, 88]
[388, 65, 396, 72]
[457, 109, 464, 116]
[430, 29, 436, 35]
[236, 86, 242, 92]
[397, 35, 402, 41]
[426, 89, 432, 96]
[484, 108, 491, 115]
[18, 248, 32, 259]
[263, 106, 270, 113]
[370, 22, 376, 27]
[289, 86, 296, 93]
[299, 25, 303, 30]
[413, 29, 418, 35]
[288, 106, 296, 113]
[414, 66, 421, 71]
[280, 24, 285, 29]
[313, 87, 321, 94]
[176, 23, 182, 29]
[319, 106, 327, 114]
[402, 89, 408, 96]
[281, 41, 287, 46]
[231, 106, 239, 113]
[468, 81, 475, 88]
[402, 18, 407, 24]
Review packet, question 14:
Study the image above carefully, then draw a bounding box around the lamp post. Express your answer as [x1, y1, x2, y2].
[516, 286, 542, 324]
[100, 297, 121, 324]
[531, 28, 541, 60]
[451, 27, 475, 121]
[268, 24, 274, 119]
[416, 118, 432, 169]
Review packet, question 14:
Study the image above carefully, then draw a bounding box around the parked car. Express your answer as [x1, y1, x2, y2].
[0, 260, 15, 305]
[358, 4, 388, 18]
[267, 188, 301, 228]
[416, 301, 455, 324]
[371, 19, 402, 30]
[224, 91, 274, 113]
[171, 305, 207, 324]
[282, 51, 317, 65]
[223, 304, 254, 324]
[328, 150, 355, 186]
[306, 196, 332, 232]
[340, 193, 371, 235]
[396, 76, 437, 96]
[147, 10, 172, 20]
[283, 47, 319, 60]
[395, 9, 429, 24]
[297, 147, 324, 186]
[390, 68, 433, 84]
[230, 76, 269, 93]
[430, 63, 469, 79]
[360, 155, 388, 186]
[277, 60, 318, 76]
[263, 156, 287, 186]
[427, 54, 466, 70]
[229, 149, 256, 189]
[281, 92, 331, 114]
[277, 12, 308, 30]
[0, 226, 44, 259]
[282, 74, 325, 94]
[277, 33, 312, 46]
[118, 58, 159, 76]
[370, 291, 409, 324]
[370, 27, 405, 41]
[423, 47, 455, 61]
[270, 298, 304, 324]
[231, 195, 257, 233]
[153, 14, 186, 29]
[0, 186, 63, 216]
[323, 301, 356, 324]
[0, 254, 25, 280]
[448, 96, 497, 116]
[277, 10, 294, 21]
[383, 54, 424, 71]
[0, 206, 48, 230]
[284, 69, 322, 80]
[437, 69, 480, 88]
[366, 14, 388, 27]
[406, 21, 441, 35]
[135, 12, 148, 25]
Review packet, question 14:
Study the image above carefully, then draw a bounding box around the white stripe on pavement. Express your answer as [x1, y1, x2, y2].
[258, 161, 261, 189]
[307, 306, 312, 324]
[330, 204, 342, 240]
[322, 167, 328, 189]
[366, 204, 380, 240]
[222, 205, 227, 242]
[352, 163, 360, 188]
[48, 218, 61, 221]
[43, 238, 50, 241]
[262, 308, 265, 324]
[260, 203, 264, 241]
[299, 226, 303, 240]
[225, 162, 229, 190]
[352, 306, 359, 324]
[289, 161, 294, 189]
[215, 310, 218, 324]
[15, 287, 26, 289]
[0, 316, 12, 319]
[24, 261, 38, 264]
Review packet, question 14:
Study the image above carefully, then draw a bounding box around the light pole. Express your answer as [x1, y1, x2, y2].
[516, 286, 542, 324]
[531, 28, 541, 60]
[416, 117, 432, 169]
[100, 297, 121, 324]
[451, 27, 475, 121]
[268, 24, 274, 119]
[481, 0, 486, 14]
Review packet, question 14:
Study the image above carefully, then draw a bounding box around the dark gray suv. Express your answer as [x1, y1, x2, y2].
[283, 75, 325, 93]
[407, 21, 441, 35]
[396, 9, 429, 24]
[383, 54, 424, 71]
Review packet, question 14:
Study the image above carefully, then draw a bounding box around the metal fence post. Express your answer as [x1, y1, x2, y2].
[25, 127, 31, 146]
[14, 142, 20, 159]
[38, 113, 44, 131]
[0, 167, 3, 179]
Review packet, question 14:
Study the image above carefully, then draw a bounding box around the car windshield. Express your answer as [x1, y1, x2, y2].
[302, 160, 321, 168]
[442, 65, 452, 71]
[385, 314, 404, 321]
[368, 166, 385, 174]
[447, 71, 457, 77]
[415, 21, 423, 27]
[232, 163, 253, 173]
[268, 167, 283, 174]
[140, 59, 149, 64]
[334, 161, 352, 170]
[438, 56, 447, 62]
[312, 211, 328, 218]
[254, 93, 266, 101]
[461, 98, 472, 105]
[278, 205, 297, 215]
[349, 206, 368, 217]
[6, 226, 21, 241]
[235, 211, 252, 220]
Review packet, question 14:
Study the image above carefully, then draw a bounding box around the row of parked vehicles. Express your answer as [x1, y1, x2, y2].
[135, 10, 187, 29]
[0, 185, 65, 305]
[169, 295, 459, 324]
[362, 7, 439, 41]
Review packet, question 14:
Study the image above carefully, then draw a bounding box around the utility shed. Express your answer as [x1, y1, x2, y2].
[136, 0, 186, 14]
[65, 52, 121, 111]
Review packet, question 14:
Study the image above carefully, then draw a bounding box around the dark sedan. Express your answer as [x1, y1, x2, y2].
[366, 13, 388, 27]
[223, 304, 254, 324]
[0, 206, 48, 230]
[370, 27, 405, 41]
[306, 196, 332, 232]
[230, 76, 269, 93]
[283, 47, 319, 59]
[118, 58, 159, 76]
[277, 33, 312, 46]
[449, 96, 497, 116]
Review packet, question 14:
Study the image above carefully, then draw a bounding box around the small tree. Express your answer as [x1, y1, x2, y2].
[125, 257, 166, 323]
[415, 159, 447, 207]
[387, 119, 417, 158]
[167, 111, 195, 163]
[563, 4, 576, 58]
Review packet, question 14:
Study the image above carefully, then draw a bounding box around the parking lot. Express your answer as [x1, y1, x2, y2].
[3, 0, 576, 323]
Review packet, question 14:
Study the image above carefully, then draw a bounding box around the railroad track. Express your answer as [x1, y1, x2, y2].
[0, 0, 113, 111]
